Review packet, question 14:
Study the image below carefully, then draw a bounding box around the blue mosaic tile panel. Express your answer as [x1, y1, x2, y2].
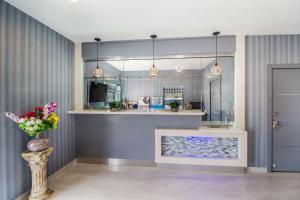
[161, 136, 239, 159]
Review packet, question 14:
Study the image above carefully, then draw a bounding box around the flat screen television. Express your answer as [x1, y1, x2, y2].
[89, 82, 108, 102]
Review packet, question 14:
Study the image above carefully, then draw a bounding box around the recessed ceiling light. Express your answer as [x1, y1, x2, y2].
[69, 0, 79, 2]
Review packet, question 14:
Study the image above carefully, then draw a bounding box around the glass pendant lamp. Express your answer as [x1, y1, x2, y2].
[92, 38, 103, 78]
[211, 31, 222, 75]
[149, 34, 159, 77]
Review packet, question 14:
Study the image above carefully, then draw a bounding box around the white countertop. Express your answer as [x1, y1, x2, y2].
[68, 109, 205, 116]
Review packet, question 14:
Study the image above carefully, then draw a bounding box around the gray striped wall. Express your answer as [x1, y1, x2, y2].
[0, 1, 75, 200]
[246, 35, 300, 167]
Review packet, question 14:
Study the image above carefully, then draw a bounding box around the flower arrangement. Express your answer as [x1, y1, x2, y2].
[5, 102, 59, 137]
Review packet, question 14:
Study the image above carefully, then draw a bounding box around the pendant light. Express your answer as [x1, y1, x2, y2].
[92, 38, 103, 78]
[149, 34, 159, 77]
[211, 31, 222, 75]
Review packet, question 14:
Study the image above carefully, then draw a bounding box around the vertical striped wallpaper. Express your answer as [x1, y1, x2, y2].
[246, 35, 300, 167]
[0, 1, 75, 199]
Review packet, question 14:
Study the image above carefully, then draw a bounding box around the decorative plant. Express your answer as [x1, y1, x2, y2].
[109, 101, 124, 111]
[169, 101, 179, 111]
[5, 102, 59, 137]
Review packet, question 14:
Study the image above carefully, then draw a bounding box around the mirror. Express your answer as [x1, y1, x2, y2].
[83, 55, 234, 123]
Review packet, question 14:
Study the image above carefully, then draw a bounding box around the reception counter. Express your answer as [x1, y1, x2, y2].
[69, 109, 204, 162]
[69, 110, 247, 168]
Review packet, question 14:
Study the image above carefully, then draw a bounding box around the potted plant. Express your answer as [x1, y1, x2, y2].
[170, 101, 180, 112]
[109, 101, 117, 112]
[5, 102, 59, 152]
[109, 101, 124, 112]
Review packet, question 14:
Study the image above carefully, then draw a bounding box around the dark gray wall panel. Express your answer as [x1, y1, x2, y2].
[246, 35, 300, 167]
[75, 115, 202, 160]
[0, 1, 75, 199]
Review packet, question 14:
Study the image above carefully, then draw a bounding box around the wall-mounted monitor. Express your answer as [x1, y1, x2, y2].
[89, 82, 108, 103]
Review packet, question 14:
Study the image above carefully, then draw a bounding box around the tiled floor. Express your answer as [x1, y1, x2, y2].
[48, 162, 300, 200]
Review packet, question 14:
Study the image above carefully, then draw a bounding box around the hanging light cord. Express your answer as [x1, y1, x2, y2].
[215, 33, 218, 65]
[152, 37, 155, 67]
[96, 40, 99, 68]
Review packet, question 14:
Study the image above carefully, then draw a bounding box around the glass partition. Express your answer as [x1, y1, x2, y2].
[83, 55, 234, 124]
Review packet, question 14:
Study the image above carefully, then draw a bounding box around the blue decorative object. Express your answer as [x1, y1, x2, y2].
[150, 96, 164, 110]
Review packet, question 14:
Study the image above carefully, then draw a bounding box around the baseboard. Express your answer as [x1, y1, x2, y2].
[77, 157, 246, 174]
[15, 159, 77, 200]
[14, 191, 30, 200]
[158, 163, 246, 174]
[77, 157, 156, 167]
[246, 167, 268, 173]
[78, 157, 268, 174]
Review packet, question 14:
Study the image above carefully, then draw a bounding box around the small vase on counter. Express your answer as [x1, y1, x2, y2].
[171, 107, 179, 112]
[110, 108, 118, 112]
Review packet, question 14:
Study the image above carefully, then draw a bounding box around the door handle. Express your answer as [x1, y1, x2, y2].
[273, 120, 280, 130]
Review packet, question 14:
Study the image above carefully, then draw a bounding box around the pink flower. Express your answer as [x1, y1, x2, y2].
[42, 101, 58, 119]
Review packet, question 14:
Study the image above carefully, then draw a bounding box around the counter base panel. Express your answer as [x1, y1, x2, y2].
[75, 115, 202, 160]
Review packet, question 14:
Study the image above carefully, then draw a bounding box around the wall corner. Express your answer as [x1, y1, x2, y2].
[74, 43, 84, 111]
[234, 35, 246, 130]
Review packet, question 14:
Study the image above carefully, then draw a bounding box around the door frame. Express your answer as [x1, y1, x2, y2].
[267, 64, 300, 172]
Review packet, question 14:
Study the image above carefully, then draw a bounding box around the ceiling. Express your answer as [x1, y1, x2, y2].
[106, 57, 215, 71]
[5, 0, 300, 42]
